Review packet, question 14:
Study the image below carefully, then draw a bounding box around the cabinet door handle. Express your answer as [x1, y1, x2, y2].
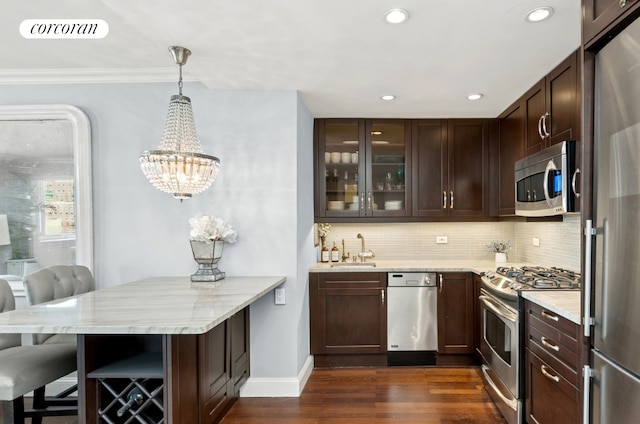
[439, 274, 443, 292]
[381, 289, 385, 307]
[537, 114, 545, 140]
[360, 192, 365, 210]
[542, 112, 551, 137]
[443, 191, 447, 209]
[541, 365, 560, 383]
[541, 310, 559, 322]
[541, 336, 560, 352]
[450, 191, 454, 209]
[367, 191, 372, 212]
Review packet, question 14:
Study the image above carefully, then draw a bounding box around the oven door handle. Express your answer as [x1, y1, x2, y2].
[481, 365, 518, 411]
[479, 295, 517, 323]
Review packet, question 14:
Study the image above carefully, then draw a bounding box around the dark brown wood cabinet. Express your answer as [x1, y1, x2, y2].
[437, 272, 474, 354]
[314, 119, 411, 220]
[78, 306, 250, 424]
[524, 300, 581, 424]
[309, 272, 387, 367]
[473, 273, 483, 361]
[583, 0, 640, 48]
[496, 100, 525, 216]
[200, 306, 250, 423]
[524, 51, 580, 156]
[412, 119, 490, 218]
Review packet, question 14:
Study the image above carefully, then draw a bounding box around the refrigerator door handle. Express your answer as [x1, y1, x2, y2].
[583, 365, 593, 424]
[583, 219, 596, 337]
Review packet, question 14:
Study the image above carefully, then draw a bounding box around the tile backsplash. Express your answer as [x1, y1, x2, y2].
[318, 214, 581, 271]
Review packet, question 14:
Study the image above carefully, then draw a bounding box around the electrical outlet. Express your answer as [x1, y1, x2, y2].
[275, 287, 286, 305]
[532, 237, 540, 247]
[436, 236, 448, 244]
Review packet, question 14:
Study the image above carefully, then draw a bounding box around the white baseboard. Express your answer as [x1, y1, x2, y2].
[239, 355, 314, 398]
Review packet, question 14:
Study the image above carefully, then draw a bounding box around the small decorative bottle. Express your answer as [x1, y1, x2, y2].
[321, 240, 329, 263]
[331, 242, 339, 262]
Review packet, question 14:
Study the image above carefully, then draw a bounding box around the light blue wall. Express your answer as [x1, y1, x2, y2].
[0, 82, 315, 379]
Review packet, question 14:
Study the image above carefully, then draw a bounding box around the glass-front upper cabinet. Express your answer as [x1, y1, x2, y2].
[314, 118, 410, 219]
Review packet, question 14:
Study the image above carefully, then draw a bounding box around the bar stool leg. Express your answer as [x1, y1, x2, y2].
[6, 397, 26, 424]
[31, 387, 45, 424]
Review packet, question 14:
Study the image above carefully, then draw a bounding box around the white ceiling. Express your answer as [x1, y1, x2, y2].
[0, 0, 581, 118]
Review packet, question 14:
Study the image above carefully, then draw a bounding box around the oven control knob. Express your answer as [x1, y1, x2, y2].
[508, 282, 522, 290]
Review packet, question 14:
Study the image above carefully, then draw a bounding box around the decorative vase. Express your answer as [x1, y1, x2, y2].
[495, 252, 507, 264]
[190, 240, 225, 282]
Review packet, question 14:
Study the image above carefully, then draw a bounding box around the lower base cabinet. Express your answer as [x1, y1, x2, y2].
[309, 271, 478, 367]
[525, 349, 580, 423]
[437, 272, 474, 354]
[78, 306, 250, 424]
[524, 299, 581, 423]
[310, 272, 387, 367]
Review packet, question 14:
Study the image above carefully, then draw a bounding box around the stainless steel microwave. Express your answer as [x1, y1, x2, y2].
[514, 140, 579, 217]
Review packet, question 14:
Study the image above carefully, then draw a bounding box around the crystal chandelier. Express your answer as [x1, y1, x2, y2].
[139, 46, 220, 200]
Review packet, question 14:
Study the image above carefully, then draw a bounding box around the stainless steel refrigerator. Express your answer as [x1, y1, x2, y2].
[583, 14, 640, 424]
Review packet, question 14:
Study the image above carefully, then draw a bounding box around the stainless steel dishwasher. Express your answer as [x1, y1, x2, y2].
[387, 272, 438, 366]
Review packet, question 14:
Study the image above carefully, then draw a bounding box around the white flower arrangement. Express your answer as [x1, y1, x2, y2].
[189, 213, 237, 243]
[486, 240, 511, 253]
[317, 223, 331, 238]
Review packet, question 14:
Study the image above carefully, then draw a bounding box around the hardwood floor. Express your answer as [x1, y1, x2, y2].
[16, 367, 505, 423]
[222, 367, 506, 423]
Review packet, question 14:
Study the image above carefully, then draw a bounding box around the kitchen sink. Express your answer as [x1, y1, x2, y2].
[330, 262, 376, 268]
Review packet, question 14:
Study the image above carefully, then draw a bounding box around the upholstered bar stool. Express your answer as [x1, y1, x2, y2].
[0, 278, 78, 424]
[22, 265, 94, 423]
[24, 265, 94, 345]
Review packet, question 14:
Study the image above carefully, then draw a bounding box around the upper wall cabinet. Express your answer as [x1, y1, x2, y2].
[524, 51, 581, 156]
[497, 101, 524, 216]
[314, 119, 411, 220]
[496, 50, 581, 215]
[314, 118, 491, 222]
[583, 0, 640, 48]
[412, 119, 490, 218]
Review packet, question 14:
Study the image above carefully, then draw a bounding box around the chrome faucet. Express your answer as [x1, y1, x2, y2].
[341, 239, 350, 262]
[356, 233, 375, 262]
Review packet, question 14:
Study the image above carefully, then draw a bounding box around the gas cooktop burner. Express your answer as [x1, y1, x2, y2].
[484, 265, 581, 299]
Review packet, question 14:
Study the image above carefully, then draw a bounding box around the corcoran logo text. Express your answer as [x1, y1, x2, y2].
[19, 19, 109, 39]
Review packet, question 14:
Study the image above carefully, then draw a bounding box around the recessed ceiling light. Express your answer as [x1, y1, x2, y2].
[467, 93, 484, 100]
[381, 94, 396, 101]
[371, 131, 383, 135]
[372, 140, 390, 145]
[383, 8, 409, 24]
[342, 140, 359, 145]
[525, 6, 553, 23]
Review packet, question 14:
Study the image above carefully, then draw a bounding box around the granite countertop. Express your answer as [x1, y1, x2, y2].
[309, 259, 529, 275]
[520, 291, 581, 324]
[0, 276, 285, 335]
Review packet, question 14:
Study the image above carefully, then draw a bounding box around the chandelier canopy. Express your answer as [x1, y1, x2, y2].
[139, 46, 220, 200]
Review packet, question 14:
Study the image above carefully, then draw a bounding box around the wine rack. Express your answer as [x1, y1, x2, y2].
[87, 351, 165, 424]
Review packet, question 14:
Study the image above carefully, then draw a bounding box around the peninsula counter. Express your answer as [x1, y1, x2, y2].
[0, 275, 286, 424]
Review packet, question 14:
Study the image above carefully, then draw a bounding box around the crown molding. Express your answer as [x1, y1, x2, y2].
[0, 67, 198, 85]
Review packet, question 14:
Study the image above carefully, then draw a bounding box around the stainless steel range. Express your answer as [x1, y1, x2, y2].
[478, 266, 581, 424]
